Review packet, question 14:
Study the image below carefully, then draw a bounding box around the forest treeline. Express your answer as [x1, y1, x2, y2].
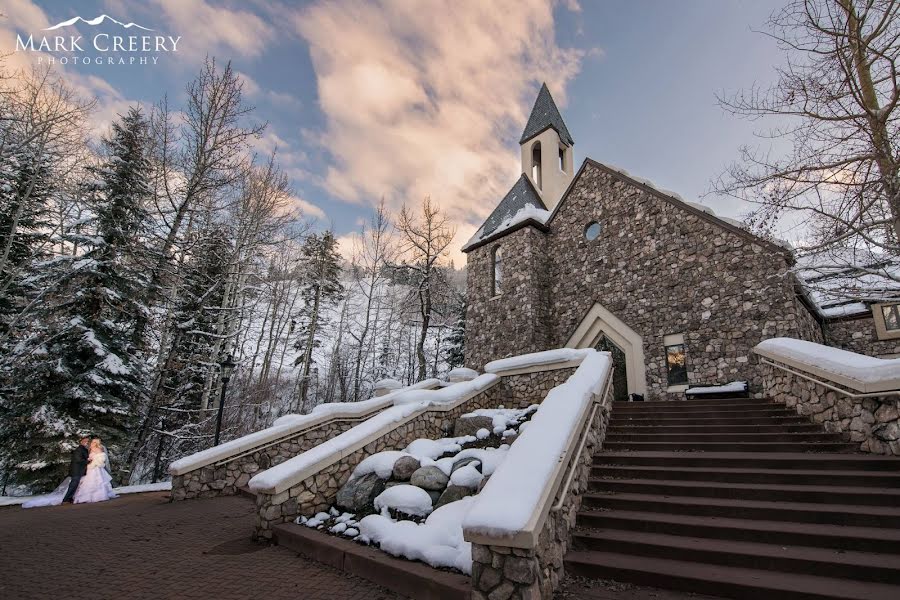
[0, 59, 465, 495]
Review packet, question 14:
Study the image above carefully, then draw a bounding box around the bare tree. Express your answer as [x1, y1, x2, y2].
[714, 0, 899, 290]
[395, 197, 456, 381]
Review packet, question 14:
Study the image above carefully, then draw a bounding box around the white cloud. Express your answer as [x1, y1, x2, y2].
[292, 0, 585, 260]
[290, 195, 325, 219]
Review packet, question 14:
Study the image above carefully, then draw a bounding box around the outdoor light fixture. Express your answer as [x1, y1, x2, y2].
[213, 354, 237, 447]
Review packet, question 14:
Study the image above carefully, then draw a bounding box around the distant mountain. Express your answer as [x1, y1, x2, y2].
[42, 14, 154, 32]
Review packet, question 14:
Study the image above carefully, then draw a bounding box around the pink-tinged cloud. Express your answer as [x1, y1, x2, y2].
[292, 0, 584, 258]
[149, 0, 272, 60]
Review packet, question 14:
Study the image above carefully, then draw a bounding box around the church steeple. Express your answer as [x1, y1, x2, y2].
[520, 83, 574, 210]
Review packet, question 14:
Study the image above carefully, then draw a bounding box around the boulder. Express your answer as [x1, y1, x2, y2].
[410, 465, 449, 491]
[434, 485, 473, 510]
[451, 456, 481, 474]
[335, 472, 385, 513]
[427, 490, 442, 505]
[453, 415, 494, 437]
[392, 456, 421, 481]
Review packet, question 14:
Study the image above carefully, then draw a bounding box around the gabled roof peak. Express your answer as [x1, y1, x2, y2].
[519, 83, 574, 146]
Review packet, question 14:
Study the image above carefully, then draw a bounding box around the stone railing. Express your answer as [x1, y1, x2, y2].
[462, 350, 614, 599]
[754, 338, 900, 455]
[248, 375, 504, 539]
[168, 379, 441, 500]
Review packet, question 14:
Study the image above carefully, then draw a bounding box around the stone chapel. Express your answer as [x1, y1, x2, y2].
[463, 84, 900, 401]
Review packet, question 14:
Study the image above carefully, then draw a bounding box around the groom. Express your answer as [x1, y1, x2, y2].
[62, 436, 91, 504]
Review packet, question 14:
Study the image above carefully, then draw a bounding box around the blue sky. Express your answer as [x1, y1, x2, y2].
[4, 0, 791, 263]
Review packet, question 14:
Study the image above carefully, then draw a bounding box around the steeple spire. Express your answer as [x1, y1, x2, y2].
[519, 82, 574, 146]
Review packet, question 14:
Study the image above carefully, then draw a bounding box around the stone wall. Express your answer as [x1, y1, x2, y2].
[466, 226, 550, 370]
[253, 385, 506, 539]
[171, 417, 373, 501]
[470, 388, 612, 599]
[466, 160, 824, 399]
[498, 368, 577, 408]
[824, 315, 900, 358]
[759, 361, 900, 455]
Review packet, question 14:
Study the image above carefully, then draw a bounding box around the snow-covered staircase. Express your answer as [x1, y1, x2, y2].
[565, 396, 900, 600]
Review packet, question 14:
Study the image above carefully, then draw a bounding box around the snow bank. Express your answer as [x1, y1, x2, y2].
[374, 485, 433, 517]
[249, 374, 500, 495]
[359, 496, 475, 573]
[484, 348, 592, 374]
[754, 338, 900, 394]
[463, 350, 611, 542]
[170, 378, 440, 476]
[446, 367, 479, 382]
[686, 381, 748, 395]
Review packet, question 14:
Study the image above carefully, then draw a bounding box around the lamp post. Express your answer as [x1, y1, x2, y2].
[213, 354, 237, 447]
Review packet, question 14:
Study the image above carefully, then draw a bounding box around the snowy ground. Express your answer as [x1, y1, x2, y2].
[0, 480, 171, 507]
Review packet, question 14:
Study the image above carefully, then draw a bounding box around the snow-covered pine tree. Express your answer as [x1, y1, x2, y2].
[444, 296, 466, 369]
[293, 231, 344, 412]
[3, 108, 153, 490]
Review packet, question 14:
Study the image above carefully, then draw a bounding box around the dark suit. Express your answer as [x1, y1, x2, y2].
[62, 444, 89, 503]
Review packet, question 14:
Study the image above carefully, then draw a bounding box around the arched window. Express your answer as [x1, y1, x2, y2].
[492, 246, 503, 296]
[531, 142, 542, 190]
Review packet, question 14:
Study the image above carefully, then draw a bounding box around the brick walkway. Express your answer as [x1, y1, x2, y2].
[0, 492, 407, 600]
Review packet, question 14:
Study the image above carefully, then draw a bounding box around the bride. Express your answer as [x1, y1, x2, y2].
[73, 438, 118, 504]
[23, 438, 118, 508]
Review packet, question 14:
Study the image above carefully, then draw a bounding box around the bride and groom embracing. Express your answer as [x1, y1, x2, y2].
[23, 436, 118, 508]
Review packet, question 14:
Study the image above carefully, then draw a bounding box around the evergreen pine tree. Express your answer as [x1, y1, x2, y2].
[293, 231, 344, 411]
[3, 108, 153, 490]
[444, 297, 466, 369]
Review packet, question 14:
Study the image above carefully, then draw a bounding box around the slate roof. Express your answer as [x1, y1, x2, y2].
[480, 174, 546, 238]
[519, 83, 574, 146]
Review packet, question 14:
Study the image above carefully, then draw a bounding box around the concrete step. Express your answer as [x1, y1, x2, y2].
[273, 523, 469, 600]
[611, 406, 796, 416]
[610, 416, 809, 426]
[564, 551, 900, 600]
[605, 432, 847, 443]
[587, 478, 900, 506]
[614, 398, 767, 407]
[572, 529, 900, 584]
[581, 493, 900, 527]
[602, 441, 859, 452]
[607, 423, 823, 433]
[575, 509, 900, 552]
[591, 465, 900, 487]
[594, 451, 900, 470]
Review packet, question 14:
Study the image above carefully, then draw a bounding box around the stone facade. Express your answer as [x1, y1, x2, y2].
[466, 161, 824, 400]
[759, 361, 900, 455]
[470, 385, 611, 599]
[498, 368, 576, 408]
[824, 314, 900, 358]
[171, 416, 376, 501]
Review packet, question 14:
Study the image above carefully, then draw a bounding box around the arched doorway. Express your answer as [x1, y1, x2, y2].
[565, 302, 647, 398]
[595, 334, 629, 402]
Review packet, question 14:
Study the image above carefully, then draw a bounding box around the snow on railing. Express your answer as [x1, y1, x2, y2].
[462, 350, 612, 547]
[168, 379, 442, 476]
[248, 374, 501, 495]
[753, 338, 900, 394]
[484, 348, 592, 376]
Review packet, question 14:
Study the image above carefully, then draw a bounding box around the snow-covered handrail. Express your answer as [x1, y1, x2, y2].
[753, 338, 900, 394]
[484, 348, 592, 376]
[169, 379, 442, 476]
[462, 350, 612, 548]
[248, 374, 500, 495]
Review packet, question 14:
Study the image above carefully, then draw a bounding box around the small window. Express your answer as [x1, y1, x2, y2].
[531, 142, 542, 190]
[883, 304, 900, 331]
[584, 221, 602, 241]
[492, 246, 503, 296]
[558, 146, 566, 172]
[665, 343, 688, 386]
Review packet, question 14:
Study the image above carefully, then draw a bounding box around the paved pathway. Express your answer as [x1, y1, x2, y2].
[0, 492, 407, 600]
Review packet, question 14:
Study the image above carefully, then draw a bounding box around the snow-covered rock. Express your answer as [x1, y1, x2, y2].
[410, 465, 449, 491]
[336, 472, 386, 513]
[374, 484, 434, 517]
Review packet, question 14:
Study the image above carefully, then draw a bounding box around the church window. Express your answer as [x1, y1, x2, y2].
[559, 146, 566, 172]
[665, 342, 688, 386]
[882, 304, 900, 331]
[584, 221, 602, 241]
[492, 246, 503, 296]
[531, 142, 542, 190]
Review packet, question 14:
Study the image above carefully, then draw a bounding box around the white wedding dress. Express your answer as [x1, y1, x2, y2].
[73, 451, 118, 504]
[22, 449, 117, 508]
